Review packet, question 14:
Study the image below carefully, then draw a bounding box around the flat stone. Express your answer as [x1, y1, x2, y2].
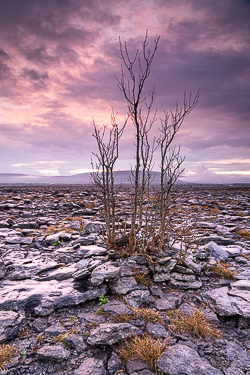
[90, 261, 120, 286]
[0, 278, 107, 316]
[125, 290, 155, 308]
[87, 323, 142, 345]
[145, 322, 168, 338]
[157, 344, 223, 375]
[153, 272, 171, 282]
[37, 344, 70, 361]
[126, 359, 150, 373]
[45, 322, 66, 336]
[204, 241, 229, 261]
[102, 301, 132, 315]
[221, 245, 243, 257]
[204, 286, 250, 318]
[74, 357, 106, 375]
[169, 279, 202, 290]
[79, 245, 108, 258]
[110, 276, 140, 294]
[155, 292, 183, 311]
[170, 272, 196, 282]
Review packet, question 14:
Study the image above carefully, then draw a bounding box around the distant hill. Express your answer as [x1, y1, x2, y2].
[0, 171, 188, 185]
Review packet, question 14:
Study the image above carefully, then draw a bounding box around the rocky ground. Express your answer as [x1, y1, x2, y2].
[0, 184, 250, 375]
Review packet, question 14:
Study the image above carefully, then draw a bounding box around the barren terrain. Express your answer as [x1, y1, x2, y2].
[0, 184, 250, 375]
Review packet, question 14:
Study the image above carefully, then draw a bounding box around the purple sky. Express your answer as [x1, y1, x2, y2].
[0, 0, 250, 183]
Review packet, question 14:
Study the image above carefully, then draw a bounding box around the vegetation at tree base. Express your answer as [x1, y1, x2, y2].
[91, 31, 199, 255]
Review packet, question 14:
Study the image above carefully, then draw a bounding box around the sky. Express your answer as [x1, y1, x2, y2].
[0, 0, 250, 183]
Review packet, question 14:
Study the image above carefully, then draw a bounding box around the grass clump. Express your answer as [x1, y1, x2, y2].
[52, 328, 78, 343]
[211, 262, 236, 280]
[133, 308, 163, 324]
[168, 309, 221, 339]
[235, 228, 250, 240]
[118, 334, 167, 372]
[113, 313, 133, 323]
[0, 344, 16, 370]
[134, 272, 151, 286]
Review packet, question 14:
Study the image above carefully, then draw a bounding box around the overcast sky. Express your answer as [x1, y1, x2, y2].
[0, 0, 250, 183]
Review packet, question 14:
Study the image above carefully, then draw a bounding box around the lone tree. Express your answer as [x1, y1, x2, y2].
[91, 31, 199, 253]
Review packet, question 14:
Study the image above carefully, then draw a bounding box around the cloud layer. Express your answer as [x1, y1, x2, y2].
[0, 0, 250, 182]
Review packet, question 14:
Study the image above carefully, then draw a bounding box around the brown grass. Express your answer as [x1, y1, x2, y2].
[118, 334, 167, 371]
[133, 308, 163, 324]
[235, 229, 250, 239]
[134, 272, 151, 286]
[168, 309, 221, 339]
[113, 313, 134, 323]
[211, 262, 236, 280]
[52, 328, 78, 343]
[0, 344, 16, 370]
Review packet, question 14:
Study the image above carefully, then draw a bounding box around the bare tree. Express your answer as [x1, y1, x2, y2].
[91, 110, 127, 247]
[157, 91, 200, 249]
[116, 31, 160, 249]
[91, 31, 199, 254]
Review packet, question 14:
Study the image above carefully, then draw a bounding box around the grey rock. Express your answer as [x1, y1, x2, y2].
[87, 323, 142, 345]
[225, 364, 245, 375]
[153, 272, 171, 282]
[225, 341, 250, 372]
[157, 344, 223, 375]
[0, 310, 24, 343]
[110, 276, 140, 294]
[0, 261, 6, 279]
[145, 322, 168, 338]
[79, 245, 108, 258]
[0, 278, 107, 315]
[170, 272, 196, 282]
[45, 322, 66, 336]
[37, 344, 70, 361]
[74, 357, 106, 375]
[73, 234, 96, 246]
[64, 334, 87, 352]
[169, 278, 202, 290]
[126, 359, 150, 373]
[178, 302, 195, 316]
[103, 301, 132, 316]
[44, 232, 71, 245]
[155, 292, 183, 311]
[204, 241, 229, 261]
[108, 352, 123, 374]
[204, 286, 250, 318]
[197, 221, 217, 229]
[125, 290, 155, 308]
[221, 245, 243, 257]
[84, 221, 106, 234]
[183, 257, 203, 273]
[90, 261, 121, 286]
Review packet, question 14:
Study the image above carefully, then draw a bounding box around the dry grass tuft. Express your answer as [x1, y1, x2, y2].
[0, 344, 16, 370]
[235, 228, 250, 240]
[134, 272, 151, 286]
[168, 309, 221, 339]
[52, 328, 78, 343]
[211, 262, 236, 280]
[118, 334, 167, 371]
[113, 313, 133, 323]
[133, 308, 163, 324]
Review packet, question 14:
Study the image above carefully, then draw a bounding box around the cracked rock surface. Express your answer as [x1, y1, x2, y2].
[0, 184, 250, 375]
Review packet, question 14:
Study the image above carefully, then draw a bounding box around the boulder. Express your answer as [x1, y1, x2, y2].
[87, 323, 142, 345]
[157, 344, 223, 375]
[0, 310, 24, 343]
[90, 261, 120, 286]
